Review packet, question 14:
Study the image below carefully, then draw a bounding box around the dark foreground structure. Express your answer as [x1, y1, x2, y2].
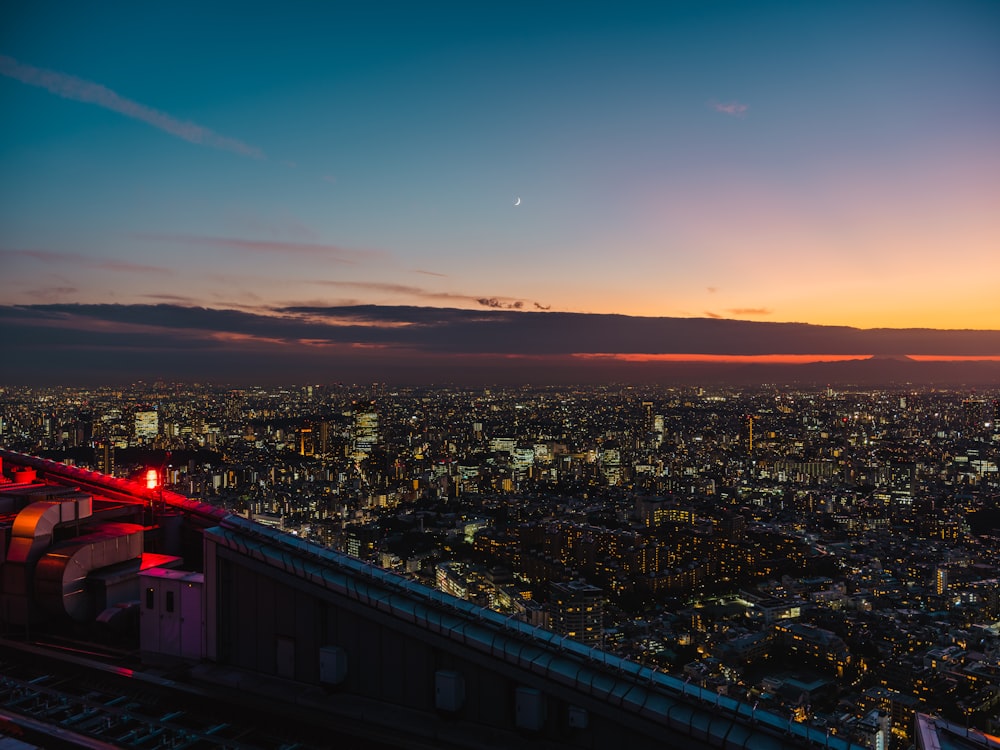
[0, 449, 989, 750]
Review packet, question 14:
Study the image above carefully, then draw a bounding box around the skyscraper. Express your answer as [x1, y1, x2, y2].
[352, 409, 379, 458]
[600, 446, 622, 485]
[551, 580, 604, 647]
[299, 426, 314, 456]
[95, 440, 115, 476]
[135, 410, 158, 442]
[935, 568, 949, 596]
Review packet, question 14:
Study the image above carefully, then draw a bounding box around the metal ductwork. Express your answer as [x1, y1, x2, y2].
[1, 495, 95, 624]
[35, 522, 144, 622]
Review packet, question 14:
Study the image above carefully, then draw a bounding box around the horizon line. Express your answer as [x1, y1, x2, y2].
[573, 354, 1000, 364]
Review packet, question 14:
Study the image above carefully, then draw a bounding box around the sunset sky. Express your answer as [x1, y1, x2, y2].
[1, 1, 999, 382]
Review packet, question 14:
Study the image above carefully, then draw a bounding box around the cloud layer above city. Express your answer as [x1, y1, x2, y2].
[3, 303, 999, 385]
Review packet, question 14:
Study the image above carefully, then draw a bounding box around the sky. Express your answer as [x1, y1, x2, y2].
[1, 1, 999, 383]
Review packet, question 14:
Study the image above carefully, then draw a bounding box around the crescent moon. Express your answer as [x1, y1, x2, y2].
[514, 196, 521, 206]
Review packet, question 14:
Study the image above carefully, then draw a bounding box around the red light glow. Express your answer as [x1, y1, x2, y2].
[145, 468, 158, 490]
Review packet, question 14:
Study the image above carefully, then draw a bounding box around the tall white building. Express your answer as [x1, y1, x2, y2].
[352, 410, 379, 457]
[135, 410, 159, 441]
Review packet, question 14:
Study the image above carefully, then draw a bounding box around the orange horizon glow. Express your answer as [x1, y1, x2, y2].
[573, 353, 1000, 364]
[905, 355, 1000, 362]
[208, 331, 288, 346]
[573, 353, 872, 364]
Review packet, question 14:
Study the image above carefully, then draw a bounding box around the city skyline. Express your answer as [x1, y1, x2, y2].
[2, 380, 998, 746]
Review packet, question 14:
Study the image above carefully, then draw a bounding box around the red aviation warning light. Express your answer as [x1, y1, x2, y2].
[145, 468, 159, 490]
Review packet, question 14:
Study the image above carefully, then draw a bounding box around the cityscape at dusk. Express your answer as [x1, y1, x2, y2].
[1, 2, 1000, 749]
[1, 381, 999, 748]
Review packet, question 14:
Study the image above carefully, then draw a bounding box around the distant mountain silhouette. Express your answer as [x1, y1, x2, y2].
[867, 354, 915, 361]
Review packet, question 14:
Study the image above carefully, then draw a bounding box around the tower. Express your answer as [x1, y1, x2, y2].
[135, 410, 159, 442]
[96, 440, 115, 476]
[352, 408, 379, 458]
[550, 580, 604, 648]
[319, 421, 330, 457]
[961, 398, 985, 435]
[299, 426, 314, 456]
[642, 401, 653, 431]
[935, 568, 949, 596]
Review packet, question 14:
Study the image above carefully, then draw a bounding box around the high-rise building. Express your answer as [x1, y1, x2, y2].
[935, 568, 949, 596]
[551, 580, 604, 647]
[135, 410, 159, 442]
[299, 426, 314, 456]
[95, 440, 115, 476]
[352, 409, 379, 457]
[642, 401, 653, 431]
[600, 446, 622, 485]
[961, 398, 986, 435]
[318, 420, 331, 457]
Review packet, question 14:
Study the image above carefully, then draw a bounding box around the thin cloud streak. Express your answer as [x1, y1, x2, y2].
[309, 279, 545, 310]
[142, 293, 201, 304]
[25, 286, 78, 301]
[311, 280, 445, 296]
[0, 54, 263, 158]
[135, 233, 379, 262]
[709, 100, 748, 117]
[1, 248, 169, 274]
[727, 308, 772, 316]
